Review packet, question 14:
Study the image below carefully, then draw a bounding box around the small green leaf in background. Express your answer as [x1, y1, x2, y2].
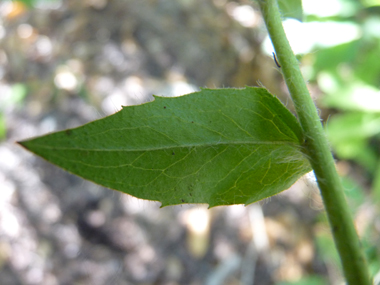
[19, 87, 311, 207]
[10, 83, 28, 105]
[0, 83, 28, 140]
[278, 0, 303, 21]
[0, 113, 6, 140]
[12, 0, 60, 8]
[326, 112, 380, 172]
[277, 275, 327, 285]
[11, 0, 33, 8]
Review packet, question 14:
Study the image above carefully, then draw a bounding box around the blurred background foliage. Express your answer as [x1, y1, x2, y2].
[1, 0, 380, 284]
[299, 0, 380, 282]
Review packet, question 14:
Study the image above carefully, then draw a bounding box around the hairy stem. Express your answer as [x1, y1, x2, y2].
[257, 0, 371, 284]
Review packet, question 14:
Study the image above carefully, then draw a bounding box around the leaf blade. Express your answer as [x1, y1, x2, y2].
[19, 87, 311, 207]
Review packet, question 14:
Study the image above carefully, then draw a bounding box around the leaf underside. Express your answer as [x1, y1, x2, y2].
[19, 87, 311, 207]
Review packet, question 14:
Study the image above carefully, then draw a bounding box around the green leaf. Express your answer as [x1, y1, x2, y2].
[0, 112, 6, 140]
[14, 0, 59, 8]
[18, 87, 311, 207]
[278, 0, 303, 21]
[325, 112, 380, 172]
[277, 276, 327, 285]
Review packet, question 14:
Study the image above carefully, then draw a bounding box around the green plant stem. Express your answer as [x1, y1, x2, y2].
[257, 0, 371, 284]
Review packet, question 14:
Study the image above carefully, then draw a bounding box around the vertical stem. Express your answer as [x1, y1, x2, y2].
[257, 0, 371, 284]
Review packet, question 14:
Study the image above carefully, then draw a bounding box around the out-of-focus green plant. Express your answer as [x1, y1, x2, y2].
[11, 0, 58, 8]
[0, 113, 6, 140]
[304, 0, 380, 176]
[277, 0, 303, 21]
[11, 0, 37, 8]
[300, 0, 380, 280]
[278, 276, 327, 285]
[0, 83, 28, 140]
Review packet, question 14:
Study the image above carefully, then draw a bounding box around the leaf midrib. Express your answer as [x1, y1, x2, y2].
[23, 140, 302, 152]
